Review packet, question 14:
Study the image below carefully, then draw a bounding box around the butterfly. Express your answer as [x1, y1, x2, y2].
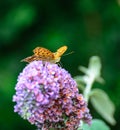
[21, 46, 68, 63]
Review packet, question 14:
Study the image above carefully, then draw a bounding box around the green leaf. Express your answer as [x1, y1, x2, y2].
[88, 56, 102, 77]
[79, 56, 104, 84]
[90, 89, 116, 125]
[78, 119, 110, 130]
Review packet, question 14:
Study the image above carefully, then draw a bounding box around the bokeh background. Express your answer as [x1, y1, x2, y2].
[0, 0, 120, 130]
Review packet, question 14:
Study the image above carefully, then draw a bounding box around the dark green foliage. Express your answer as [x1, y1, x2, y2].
[0, 0, 119, 130]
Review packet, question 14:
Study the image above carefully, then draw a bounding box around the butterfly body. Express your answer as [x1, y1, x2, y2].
[21, 46, 67, 63]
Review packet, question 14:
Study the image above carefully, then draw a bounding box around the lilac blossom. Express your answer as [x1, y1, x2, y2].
[13, 61, 92, 130]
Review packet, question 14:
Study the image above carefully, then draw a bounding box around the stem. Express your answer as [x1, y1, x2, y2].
[83, 75, 95, 103]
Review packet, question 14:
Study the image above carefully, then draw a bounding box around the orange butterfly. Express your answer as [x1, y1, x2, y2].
[21, 46, 68, 63]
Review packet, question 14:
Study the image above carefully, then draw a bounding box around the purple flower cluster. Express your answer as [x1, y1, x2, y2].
[13, 61, 92, 130]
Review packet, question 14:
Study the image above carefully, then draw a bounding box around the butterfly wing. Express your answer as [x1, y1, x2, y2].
[21, 55, 38, 62]
[33, 47, 54, 61]
[54, 46, 67, 59]
[56, 46, 67, 57]
[21, 47, 55, 63]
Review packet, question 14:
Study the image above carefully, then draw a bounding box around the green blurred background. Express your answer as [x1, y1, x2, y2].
[0, 0, 120, 130]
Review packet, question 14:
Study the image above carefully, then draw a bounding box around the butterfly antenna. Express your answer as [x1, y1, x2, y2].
[63, 51, 74, 56]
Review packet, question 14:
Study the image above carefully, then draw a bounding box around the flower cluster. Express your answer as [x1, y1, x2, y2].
[13, 61, 92, 130]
